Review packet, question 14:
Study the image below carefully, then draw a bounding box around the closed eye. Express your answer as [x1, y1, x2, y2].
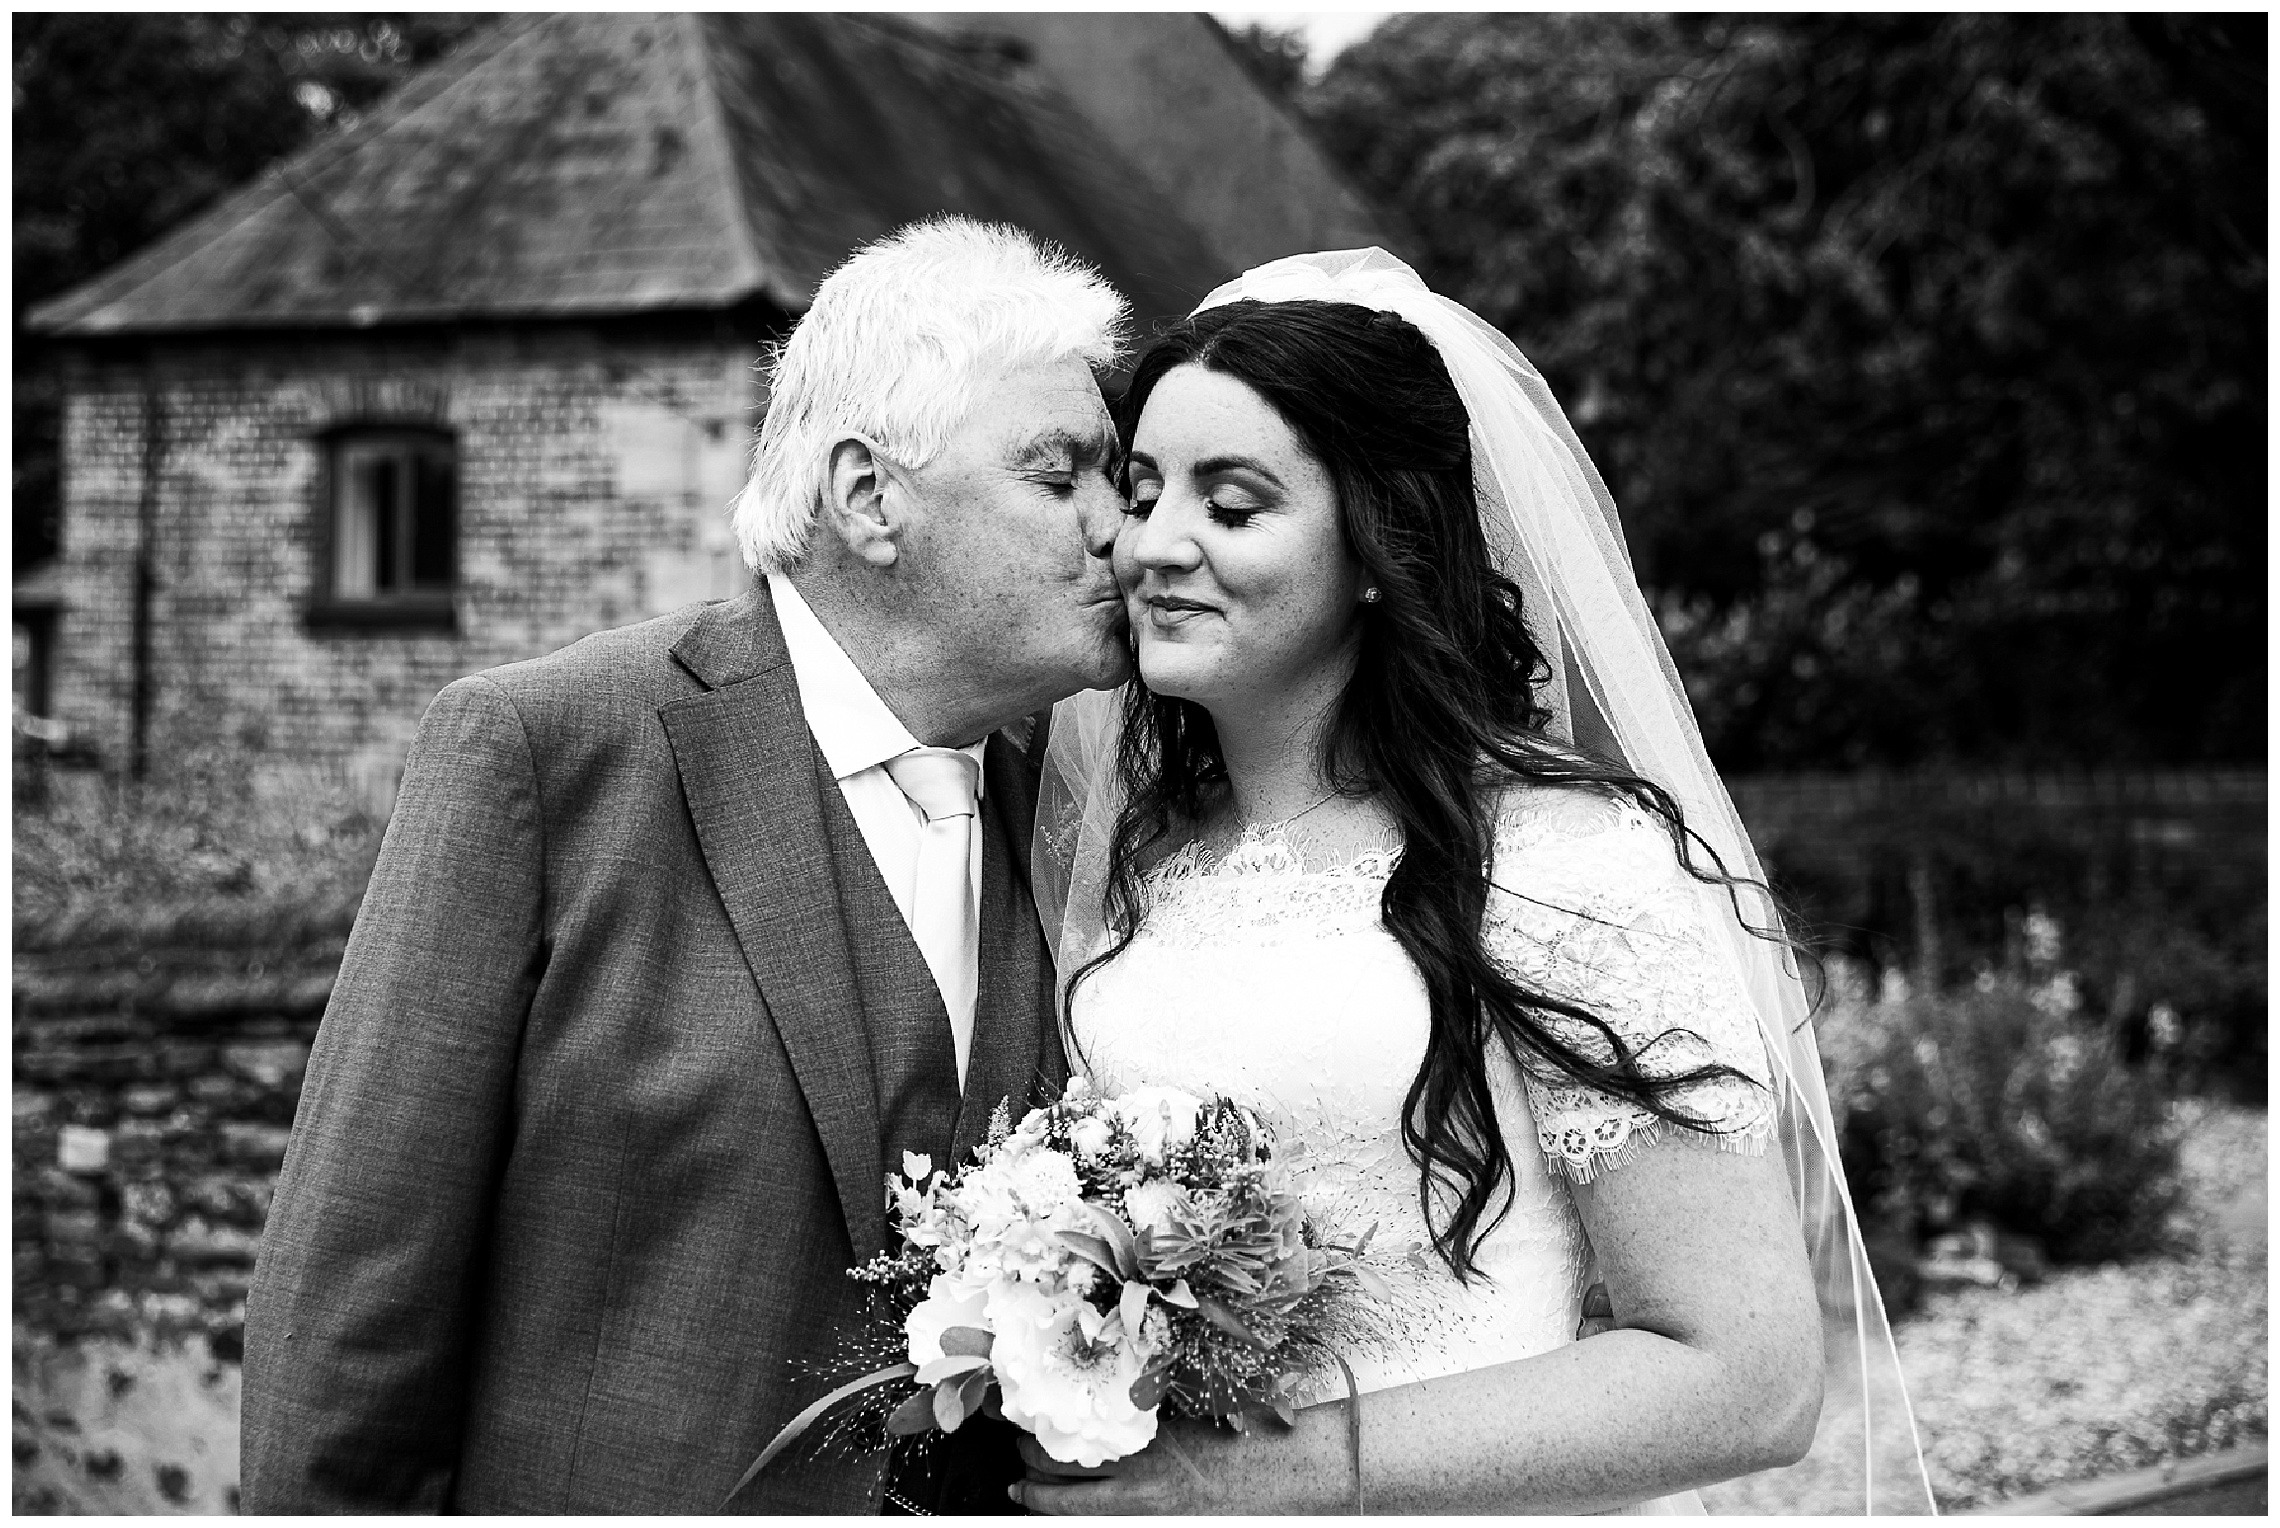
[1015, 427, 1118, 495]
[1124, 495, 1255, 526]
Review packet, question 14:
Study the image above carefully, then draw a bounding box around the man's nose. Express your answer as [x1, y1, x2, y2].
[1079, 478, 1124, 561]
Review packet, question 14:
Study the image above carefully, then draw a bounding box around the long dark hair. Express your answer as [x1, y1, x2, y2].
[1076, 298, 1786, 1280]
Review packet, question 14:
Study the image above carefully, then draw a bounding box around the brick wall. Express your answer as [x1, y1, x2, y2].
[48, 323, 759, 786]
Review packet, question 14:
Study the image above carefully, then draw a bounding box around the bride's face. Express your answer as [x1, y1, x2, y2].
[1116, 365, 1367, 711]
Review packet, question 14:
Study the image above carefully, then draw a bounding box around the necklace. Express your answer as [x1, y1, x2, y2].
[1238, 787, 1340, 839]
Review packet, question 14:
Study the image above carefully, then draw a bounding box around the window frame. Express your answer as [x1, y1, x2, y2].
[305, 425, 460, 634]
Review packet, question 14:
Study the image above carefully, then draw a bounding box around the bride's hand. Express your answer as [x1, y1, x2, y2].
[1006, 1433, 1133, 1515]
[1009, 1413, 1355, 1515]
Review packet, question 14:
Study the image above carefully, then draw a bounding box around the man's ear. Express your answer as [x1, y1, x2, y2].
[825, 436, 900, 569]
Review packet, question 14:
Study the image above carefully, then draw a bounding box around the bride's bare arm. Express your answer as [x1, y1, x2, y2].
[1014, 1137, 1822, 1514]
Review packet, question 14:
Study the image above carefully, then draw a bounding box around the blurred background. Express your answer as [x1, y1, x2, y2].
[12, 11, 2266, 1515]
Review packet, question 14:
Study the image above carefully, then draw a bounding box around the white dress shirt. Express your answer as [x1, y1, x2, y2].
[768, 575, 985, 1085]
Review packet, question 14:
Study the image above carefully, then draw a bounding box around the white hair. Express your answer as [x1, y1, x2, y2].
[732, 217, 1131, 574]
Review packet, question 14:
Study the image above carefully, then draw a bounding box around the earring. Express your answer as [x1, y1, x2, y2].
[1361, 587, 1382, 604]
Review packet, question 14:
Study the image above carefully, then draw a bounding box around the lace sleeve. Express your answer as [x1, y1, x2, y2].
[1482, 788, 1776, 1184]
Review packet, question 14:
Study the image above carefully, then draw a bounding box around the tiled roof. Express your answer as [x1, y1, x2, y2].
[699, 13, 1224, 325]
[26, 12, 1300, 337]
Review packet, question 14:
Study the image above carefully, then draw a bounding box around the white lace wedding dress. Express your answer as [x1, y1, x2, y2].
[1069, 787, 1778, 1515]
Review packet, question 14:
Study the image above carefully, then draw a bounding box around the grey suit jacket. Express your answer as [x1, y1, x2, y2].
[240, 588, 1066, 1512]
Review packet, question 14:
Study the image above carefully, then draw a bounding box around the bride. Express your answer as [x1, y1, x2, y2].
[1017, 252, 1932, 1514]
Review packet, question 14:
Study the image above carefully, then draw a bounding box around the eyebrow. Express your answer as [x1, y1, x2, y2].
[1011, 428, 1117, 471]
[1121, 450, 1286, 490]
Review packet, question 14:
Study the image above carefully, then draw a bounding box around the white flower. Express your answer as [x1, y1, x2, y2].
[958, 1147, 1082, 1227]
[1067, 1116, 1114, 1160]
[2030, 970, 2082, 1018]
[1109, 1086, 1203, 1163]
[985, 1280, 1160, 1467]
[1003, 1148, 1084, 1214]
[952, 1149, 1090, 1289]
[904, 1273, 991, 1370]
[1063, 1075, 1096, 1103]
[1122, 1179, 1189, 1238]
[2022, 907, 2063, 966]
[2148, 1002, 2183, 1050]
[889, 1167, 956, 1251]
[978, 1211, 1079, 1287]
[894, 1192, 955, 1251]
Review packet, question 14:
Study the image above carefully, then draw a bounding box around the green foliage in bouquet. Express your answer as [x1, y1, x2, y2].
[1819, 965, 2187, 1266]
[1047, 1098, 1382, 1428]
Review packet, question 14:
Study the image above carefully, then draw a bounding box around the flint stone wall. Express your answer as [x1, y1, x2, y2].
[12, 897, 354, 1358]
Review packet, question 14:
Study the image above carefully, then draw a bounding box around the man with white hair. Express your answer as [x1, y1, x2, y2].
[241, 218, 1133, 1513]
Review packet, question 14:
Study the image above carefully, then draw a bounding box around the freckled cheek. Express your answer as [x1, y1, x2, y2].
[1246, 578, 1351, 664]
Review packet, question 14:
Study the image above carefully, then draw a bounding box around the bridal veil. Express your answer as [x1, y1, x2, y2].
[1035, 248, 1935, 1514]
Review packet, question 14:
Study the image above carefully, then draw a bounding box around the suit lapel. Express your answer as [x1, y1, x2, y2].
[953, 727, 1062, 1160]
[660, 591, 888, 1257]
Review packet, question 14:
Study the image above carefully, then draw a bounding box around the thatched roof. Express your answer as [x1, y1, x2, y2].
[27, 12, 1389, 338]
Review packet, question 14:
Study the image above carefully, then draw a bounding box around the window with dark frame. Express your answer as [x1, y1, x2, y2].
[309, 428, 458, 630]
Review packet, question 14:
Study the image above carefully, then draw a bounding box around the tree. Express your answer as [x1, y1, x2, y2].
[12, 14, 489, 573]
[1307, 14, 2264, 769]
[1217, 20, 1308, 104]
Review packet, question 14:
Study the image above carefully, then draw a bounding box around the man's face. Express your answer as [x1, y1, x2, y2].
[896, 354, 1133, 706]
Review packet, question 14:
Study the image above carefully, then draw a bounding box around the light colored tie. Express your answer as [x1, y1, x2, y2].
[884, 747, 980, 1084]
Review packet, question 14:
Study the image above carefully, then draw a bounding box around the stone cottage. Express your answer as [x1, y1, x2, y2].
[22, 11, 1393, 791]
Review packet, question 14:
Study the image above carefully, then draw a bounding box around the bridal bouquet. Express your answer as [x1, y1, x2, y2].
[740, 1077, 1380, 1488]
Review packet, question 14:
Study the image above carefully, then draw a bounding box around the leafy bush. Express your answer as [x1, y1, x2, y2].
[1818, 961, 2187, 1266]
[12, 751, 386, 934]
[2067, 896, 2266, 1087]
[1752, 778, 2267, 1103]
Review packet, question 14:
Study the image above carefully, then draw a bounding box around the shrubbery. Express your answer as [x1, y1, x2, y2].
[1757, 780, 2267, 1105]
[1818, 953, 2187, 1267]
[12, 750, 386, 933]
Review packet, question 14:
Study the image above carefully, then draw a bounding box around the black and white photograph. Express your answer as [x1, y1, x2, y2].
[11, 9, 2265, 1515]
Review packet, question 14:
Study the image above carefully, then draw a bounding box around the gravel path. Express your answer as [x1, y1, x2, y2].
[1901, 1101, 2267, 1512]
[1710, 1102, 2267, 1513]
